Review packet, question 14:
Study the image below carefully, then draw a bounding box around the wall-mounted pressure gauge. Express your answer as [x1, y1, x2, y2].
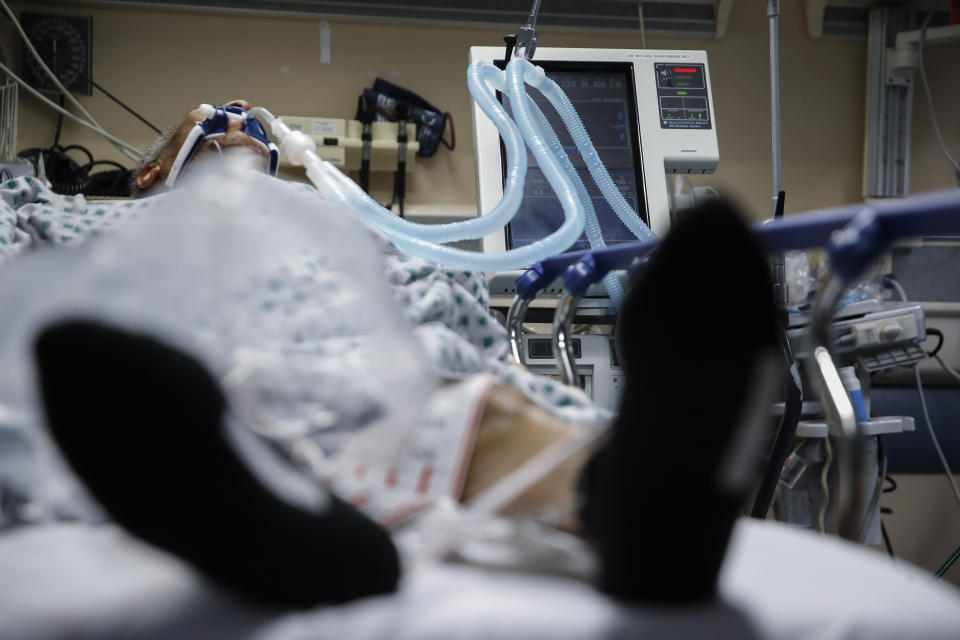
[20, 13, 93, 96]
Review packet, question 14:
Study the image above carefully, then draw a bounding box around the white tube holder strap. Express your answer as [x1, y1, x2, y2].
[165, 104, 280, 188]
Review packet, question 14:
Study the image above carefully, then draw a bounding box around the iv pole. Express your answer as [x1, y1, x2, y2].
[768, 0, 783, 218]
[750, 0, 803, 519]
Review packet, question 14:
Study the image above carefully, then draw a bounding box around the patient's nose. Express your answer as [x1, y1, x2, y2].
[227, 118, 243, 133]
[225, 99, 253, 110]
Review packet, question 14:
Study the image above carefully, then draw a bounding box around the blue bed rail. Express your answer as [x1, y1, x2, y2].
[515, 189, 960, 299]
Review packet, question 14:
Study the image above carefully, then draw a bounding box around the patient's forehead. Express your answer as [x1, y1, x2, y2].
[162, 110, 205, 157]
[165, 107, 231, 158]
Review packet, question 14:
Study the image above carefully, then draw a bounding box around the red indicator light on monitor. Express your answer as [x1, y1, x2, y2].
[674, 67, 698, 73]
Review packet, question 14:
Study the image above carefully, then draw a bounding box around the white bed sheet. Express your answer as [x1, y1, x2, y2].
[1, 518, 958, 640]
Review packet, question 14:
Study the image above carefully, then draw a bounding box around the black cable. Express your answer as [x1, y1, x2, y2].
[935, 543, 960, 579]
[83, 168, 134, 197]
[880, 520, 895, 558]
[53, 94, 65, 147]
[18, 144, 131, 197]
[59, 144, 94, 165]
[89, 80, 163, 134]
[80, 159, 127, 172]
[53, 93, 66, 147]
[926, 327, 944, 357]
[357, 95, 373, 193]
[440, 111, 456, 151]
[393, 104, 410, 219]
[32, 37, 162, 134]
[883, 475, 898, 493]
[749, 323, 802, 519]
[749, 187, 800, 520]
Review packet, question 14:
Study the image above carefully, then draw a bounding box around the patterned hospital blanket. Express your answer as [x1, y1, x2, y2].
[0, 172, 608, 525]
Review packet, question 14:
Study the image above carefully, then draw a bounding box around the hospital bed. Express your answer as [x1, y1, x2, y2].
[1, 189, 960, 639]
[1, 517, 958, 640]
[1, 6, 959, 633]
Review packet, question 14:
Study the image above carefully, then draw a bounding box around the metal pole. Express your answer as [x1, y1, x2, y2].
[527, 0, 543, 28]
[506, 296, 531, 365]
[768, 0, 782, 217]
[552, 293, 581, 388]
[809, 275, 865, 541]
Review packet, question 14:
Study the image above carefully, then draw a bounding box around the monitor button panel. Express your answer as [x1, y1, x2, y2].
[655, 63, 711, 130]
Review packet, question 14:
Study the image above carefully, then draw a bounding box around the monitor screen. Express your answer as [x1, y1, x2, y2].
[497, 61, 647, 252]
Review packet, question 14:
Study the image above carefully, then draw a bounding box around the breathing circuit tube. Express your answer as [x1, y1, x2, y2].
[526, 96, 626, 308]
[255, 60, 585, 272]
[251, 56, 654, 272]
[302, 62, 528, 244]
[532, 64, 656, 244]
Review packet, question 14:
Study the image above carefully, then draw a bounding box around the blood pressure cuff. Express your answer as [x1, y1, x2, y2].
[360, 78, 449, 158]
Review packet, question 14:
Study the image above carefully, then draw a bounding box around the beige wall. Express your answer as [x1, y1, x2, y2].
[911, 42, 960, 193]
[881, 474, 960, 585]
[6, 1, 960, 585]
[9, 1, 956, 219]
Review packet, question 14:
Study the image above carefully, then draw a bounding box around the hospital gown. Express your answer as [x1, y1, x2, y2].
[0, 174, 608, 525]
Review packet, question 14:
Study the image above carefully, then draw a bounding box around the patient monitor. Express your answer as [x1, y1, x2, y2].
[470, 47, 719, 295]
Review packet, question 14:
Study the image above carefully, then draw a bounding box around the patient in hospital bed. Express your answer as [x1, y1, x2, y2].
[0, 101, 780, 610]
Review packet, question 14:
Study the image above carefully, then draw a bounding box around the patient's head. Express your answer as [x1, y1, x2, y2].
[133, 99, 270, 196]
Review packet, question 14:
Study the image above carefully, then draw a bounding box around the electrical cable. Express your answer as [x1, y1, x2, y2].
[18, 144, 131, 197]
[934, 353, 960, 386]
[638, 2, 648, 49]
[883, 475, 898, 493]
[890, 277, 908, 304]
[818, 437, 833, 533]
[0, 60, 141, 157]
[895, 278, 960, 510]
[918, 11, 960, 180]
[914, 366, 960, 511]
[877, 438, 895, 559]
[60, 144, 94, 165]
[926, 327, 944, 357]
[81, 159, 127, 172]
[31, 37, 162, 134]
[860, 436, 889, 542]
[88, 79, 162, 135]
[890, 278, 960, 504]
[934, 543, 960, 579]
[749, 320, 802, 519]
[881, 468, 896, 558]
[881, 521, 895, 558]
[53, 94, 64, 147]
[439, 112, 455, 151]
[0, 2, 141, 160]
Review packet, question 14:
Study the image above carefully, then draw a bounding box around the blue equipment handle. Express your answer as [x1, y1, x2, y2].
[512, 188, 960, 297]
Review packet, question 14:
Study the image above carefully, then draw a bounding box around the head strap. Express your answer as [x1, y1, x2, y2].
[165, 104, 280, 187]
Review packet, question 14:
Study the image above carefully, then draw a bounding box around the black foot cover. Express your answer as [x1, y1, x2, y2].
[580, 200, 779, 603]
[35, 320, 400, 608]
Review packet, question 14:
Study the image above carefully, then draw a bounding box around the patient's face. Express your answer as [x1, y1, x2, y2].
[137, 99, 269, 192]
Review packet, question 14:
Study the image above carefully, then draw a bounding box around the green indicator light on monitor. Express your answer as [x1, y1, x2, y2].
[677, 91, 688, 95]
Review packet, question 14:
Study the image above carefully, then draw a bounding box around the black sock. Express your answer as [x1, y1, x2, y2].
[34, 320, 400, 608]
[580, 200, 779, 603]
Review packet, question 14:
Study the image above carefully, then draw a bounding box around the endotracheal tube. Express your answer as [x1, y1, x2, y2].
[249, 57, 655, 284]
